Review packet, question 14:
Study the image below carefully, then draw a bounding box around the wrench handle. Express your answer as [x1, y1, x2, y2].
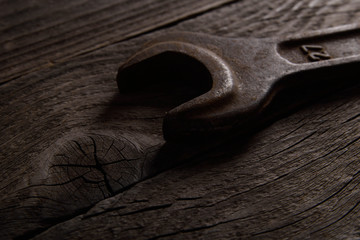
[278, 25, 360, 70]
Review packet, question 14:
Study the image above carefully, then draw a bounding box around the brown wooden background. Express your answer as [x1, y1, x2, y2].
[2, 0, 360, 239]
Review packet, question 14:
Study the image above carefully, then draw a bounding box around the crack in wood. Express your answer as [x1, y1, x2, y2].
[146, 217, 245, 240]
[90, 136, 115, 195]
[311, 199, 360, 235]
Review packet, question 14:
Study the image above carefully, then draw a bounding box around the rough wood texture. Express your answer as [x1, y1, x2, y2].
[0, 0, 236, 84]
[34, 84, 360, 240]
[2, 0, 360, 239]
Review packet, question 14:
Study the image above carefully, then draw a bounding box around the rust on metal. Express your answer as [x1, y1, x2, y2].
[117, 25, 360, 141]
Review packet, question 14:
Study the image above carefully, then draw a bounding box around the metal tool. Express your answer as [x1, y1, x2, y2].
[117, 25, 360, 141]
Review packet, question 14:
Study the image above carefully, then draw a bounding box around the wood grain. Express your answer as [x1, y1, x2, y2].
[34, 84, 360, 239]
[1, 0, 360, 239]
[0, 0, 237, 84]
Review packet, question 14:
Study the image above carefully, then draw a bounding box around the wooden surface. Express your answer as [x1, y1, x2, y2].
[1, 0, 360, 239]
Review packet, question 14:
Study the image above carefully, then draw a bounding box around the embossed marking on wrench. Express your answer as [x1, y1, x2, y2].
[117, 25, 360, 141]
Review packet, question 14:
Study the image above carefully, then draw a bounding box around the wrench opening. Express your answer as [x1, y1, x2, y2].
[117, 51, 212, 100]
[117, 40, 239, 141]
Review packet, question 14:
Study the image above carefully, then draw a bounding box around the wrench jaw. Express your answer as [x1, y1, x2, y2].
[117, 39, 244, 141]
[117, 33, 275, 142]
[163, 82, 275, 141]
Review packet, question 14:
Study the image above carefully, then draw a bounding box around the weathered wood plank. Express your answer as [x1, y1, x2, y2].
[0, 0, 237, 84]
[33, 85, 360, 239]
[1, 0, 360, 239]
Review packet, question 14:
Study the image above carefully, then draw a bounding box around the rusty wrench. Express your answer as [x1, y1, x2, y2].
[117, 25, 360, 141]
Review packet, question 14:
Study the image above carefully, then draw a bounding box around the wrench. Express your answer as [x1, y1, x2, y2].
[117, 25, 360, 141]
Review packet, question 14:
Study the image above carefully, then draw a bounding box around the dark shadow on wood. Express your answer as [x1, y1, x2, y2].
[150, 65, 360, 176]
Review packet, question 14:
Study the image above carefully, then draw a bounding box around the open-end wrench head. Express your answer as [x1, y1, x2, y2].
[117, 32, 290, 141]
[118, 26, 360, 142]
